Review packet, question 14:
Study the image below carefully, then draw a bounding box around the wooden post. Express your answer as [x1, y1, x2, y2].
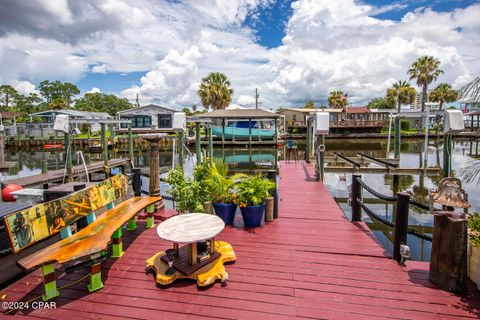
[443, 134, 452, 177]
[265, 196, 274, 222]
[221, 118, 225, 149]
[41, 159, 48, 174]
[132, 168, 141, 196]
[393, 192, 409, 263]
[142, 134, 163, 227]
[351, 174, 362, 221]
[274, 118, 278, 170]
[0, 134, 4, 167]
[248, 118, 252, 150]
[306, 117, 311, 162]
[267, 170, 278, 219]
[203, 201, 213, 214]
[429, 214, 468, 292]
[471, 115, 474, 132]
[65, 132, 73, 182]
[394, 116, 401, 159]
[208, 126, 213, 161]
[101, 123, 109, 176]
[128, 123, 134, 163]
[195, 122, 201, 164]
[318, 135, 325, 182]
[178, 130, 185, 168]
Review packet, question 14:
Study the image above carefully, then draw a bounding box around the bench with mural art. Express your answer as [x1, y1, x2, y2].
[2, 174, 163, 300]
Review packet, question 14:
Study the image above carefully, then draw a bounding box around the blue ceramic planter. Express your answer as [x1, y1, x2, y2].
[212, 203, 237, 225]
[240, 204, 265, 228]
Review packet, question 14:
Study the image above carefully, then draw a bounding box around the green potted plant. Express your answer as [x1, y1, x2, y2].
[236, 174, 275, 228]
[165, 162, 211, 213]
[206, 161, 245, 225]
[468, 212, 480, 286]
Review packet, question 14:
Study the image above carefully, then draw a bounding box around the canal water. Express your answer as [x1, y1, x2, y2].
[2, 137, 479, 261]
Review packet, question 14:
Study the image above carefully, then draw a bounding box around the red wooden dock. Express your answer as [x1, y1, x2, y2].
[2, 161, 480, 319]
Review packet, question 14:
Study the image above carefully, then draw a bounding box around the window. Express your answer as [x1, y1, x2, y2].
[158, 114, 172, 128]
[292, 115, 297, 121]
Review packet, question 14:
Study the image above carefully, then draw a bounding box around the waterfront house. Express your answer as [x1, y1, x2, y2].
[23, 110, 112, 138]
[116, 104, 179, 133]
[278, 107, 389, 133]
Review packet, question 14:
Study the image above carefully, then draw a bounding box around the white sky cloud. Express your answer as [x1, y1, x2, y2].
[0, 0, 479, 108]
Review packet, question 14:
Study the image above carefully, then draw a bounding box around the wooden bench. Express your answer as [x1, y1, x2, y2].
[17, 195, 161, 300]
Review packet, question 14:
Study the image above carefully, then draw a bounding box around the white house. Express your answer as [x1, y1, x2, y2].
[116, 104, 178, 130]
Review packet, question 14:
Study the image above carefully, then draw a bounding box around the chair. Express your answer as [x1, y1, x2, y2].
[286, 140, 299, 163]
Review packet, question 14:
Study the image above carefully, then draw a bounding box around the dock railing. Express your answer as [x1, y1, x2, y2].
[350, 174, 433, 263]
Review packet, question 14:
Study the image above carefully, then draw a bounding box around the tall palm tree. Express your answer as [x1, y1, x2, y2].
[429, 83, 459, 110]
[197, 72, 234, 110]
[407, 56, 443, 112]
[328, 91, 347, 109]
[386, 80, 417, 112]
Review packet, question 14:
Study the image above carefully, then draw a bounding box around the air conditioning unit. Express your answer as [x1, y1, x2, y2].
[172, 112, 186, 130]
[53, 115, 69, 133]
[444, 110, 464, 133]
[315, 112, 329, 135]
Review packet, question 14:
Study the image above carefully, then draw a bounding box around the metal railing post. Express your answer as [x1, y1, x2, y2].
[393, 192, 409, 263]
[351, 174, 362, 221]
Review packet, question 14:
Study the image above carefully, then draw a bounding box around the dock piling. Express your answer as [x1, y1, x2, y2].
[393, 192, 410, 263]
[351, 174, 362, 221]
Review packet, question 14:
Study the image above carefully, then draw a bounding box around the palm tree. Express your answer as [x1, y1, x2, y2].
[197, 72, 234, 110]
[407, 56, 444, 112]
[429, 83, 459, 110]
[386, 81, 416, 158]
[386, 80, 417, 113]
[328, 91, 347, 109]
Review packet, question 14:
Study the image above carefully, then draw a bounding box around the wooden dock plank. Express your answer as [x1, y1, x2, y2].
[2, 161, 480, 319]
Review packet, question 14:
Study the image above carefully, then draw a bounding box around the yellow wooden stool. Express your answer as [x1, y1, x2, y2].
[145, 240, 236, 286]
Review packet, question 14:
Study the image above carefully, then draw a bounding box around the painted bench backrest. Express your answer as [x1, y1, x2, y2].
[3, 174, 129, 253]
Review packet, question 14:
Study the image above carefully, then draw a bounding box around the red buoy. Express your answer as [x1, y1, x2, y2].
[2, 184, 23, 202]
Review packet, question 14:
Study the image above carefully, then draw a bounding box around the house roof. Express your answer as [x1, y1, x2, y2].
[29, 109, 112, 118]
[117, 104, 176, 114]
[0, 111, 22, 119]
[197, 108, 279, 119]
[344, 107, 370, 114]
[278, 108, 342, 113]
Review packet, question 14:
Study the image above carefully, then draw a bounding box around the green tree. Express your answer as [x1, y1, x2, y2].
[327, 91, 347, 109]
[61, 82, 80, 107]
[407, 56, 444, 111]
[304, 100, 314, 109]
[38, 80, 80, 108]
[74, 92, 133, 116]
[197, 72, 234, 110]
[0, 85, 18, 110]
[386, 80, 417, 112]
[366, 97, 395, 109]
[429, 83, 459, 110]
[13, 93, 43, 115]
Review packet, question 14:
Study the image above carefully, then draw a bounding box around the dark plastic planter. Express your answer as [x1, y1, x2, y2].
[240, 204, 265, 228]
[212, 203, 237, 225]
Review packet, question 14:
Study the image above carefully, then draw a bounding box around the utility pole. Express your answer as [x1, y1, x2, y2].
[255, 88, 259, 109]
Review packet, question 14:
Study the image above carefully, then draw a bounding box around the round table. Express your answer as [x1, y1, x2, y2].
[156, 213, 225, 267]
[146, 213, 235, 286]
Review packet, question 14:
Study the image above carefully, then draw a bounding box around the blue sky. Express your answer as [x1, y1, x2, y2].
[76, 0, 479, 96]
[2, 0, 479, 107]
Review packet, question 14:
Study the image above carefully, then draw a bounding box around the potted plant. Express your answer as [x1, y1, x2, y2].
[206, 161, 245, 225]
[165, 162, 211, 213]
[468, 212, 480, 287]
[236, 174, 275, 228]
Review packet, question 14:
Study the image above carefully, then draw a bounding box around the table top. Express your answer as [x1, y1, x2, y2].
[156, 213, 225, 243]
